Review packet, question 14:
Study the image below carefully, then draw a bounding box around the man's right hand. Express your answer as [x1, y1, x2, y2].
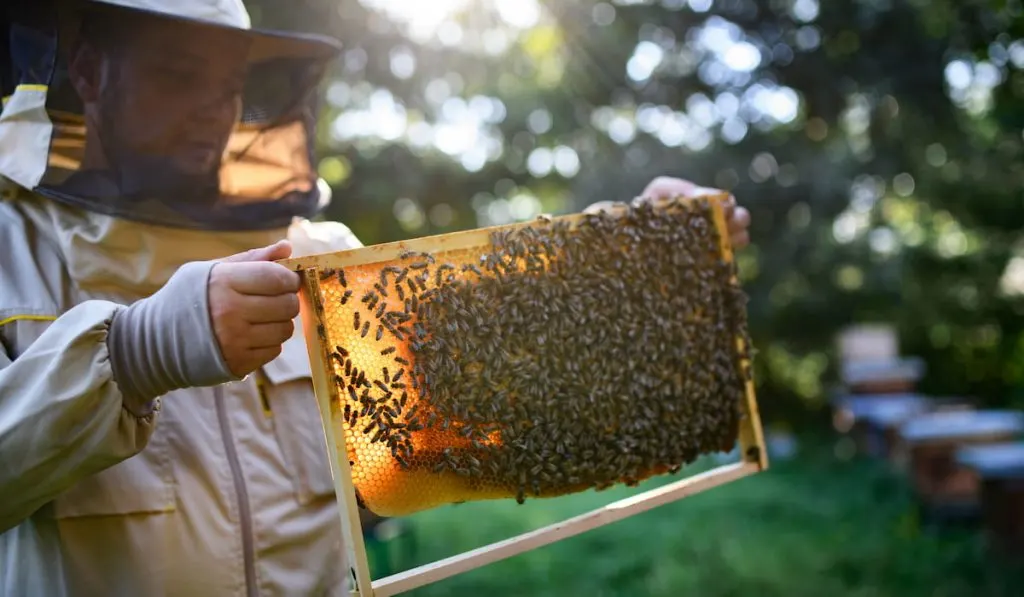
[209, 241, 301, 378]
[107, 240, 303, 414]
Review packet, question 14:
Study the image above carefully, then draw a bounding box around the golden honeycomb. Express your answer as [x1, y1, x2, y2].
[307, 195, 753, 517]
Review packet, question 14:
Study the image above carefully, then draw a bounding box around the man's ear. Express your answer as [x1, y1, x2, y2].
[67, 42, 103, 104]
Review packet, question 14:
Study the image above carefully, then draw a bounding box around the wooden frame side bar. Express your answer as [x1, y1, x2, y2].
[708, 200, 768, 470]
[365, 461, 759, 597]
[297, 270, 375, 595]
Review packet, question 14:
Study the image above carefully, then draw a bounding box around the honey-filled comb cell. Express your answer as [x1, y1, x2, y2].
[290, 194, 757, 518]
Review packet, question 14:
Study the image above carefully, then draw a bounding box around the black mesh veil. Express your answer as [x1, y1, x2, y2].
[0, 0, 342, 231]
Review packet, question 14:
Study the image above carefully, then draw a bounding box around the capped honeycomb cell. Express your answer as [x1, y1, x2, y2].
[305, 195, 754, 517]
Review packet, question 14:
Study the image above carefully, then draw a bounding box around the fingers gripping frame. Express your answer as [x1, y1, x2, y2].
[289, 193, 768, 597]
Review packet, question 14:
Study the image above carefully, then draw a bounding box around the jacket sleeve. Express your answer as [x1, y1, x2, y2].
[0, 300, 157, 533]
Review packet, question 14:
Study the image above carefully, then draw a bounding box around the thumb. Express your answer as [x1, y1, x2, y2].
[220, 240, 293, 264]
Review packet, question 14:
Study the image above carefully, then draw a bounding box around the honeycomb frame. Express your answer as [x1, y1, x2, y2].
[280, 192, 767, 597]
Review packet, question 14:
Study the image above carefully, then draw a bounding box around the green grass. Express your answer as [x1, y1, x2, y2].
[365, 439, 1024, 597]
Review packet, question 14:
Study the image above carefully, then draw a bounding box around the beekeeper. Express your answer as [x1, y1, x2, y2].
[0, 0, 751, 595]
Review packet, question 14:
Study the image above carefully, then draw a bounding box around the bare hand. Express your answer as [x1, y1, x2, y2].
[208, 240, 301, 377]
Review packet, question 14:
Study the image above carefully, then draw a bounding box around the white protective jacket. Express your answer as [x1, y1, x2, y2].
[0, 181, 358, 596]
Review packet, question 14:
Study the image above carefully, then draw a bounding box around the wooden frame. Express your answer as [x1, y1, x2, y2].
[283, 193, 768, 597]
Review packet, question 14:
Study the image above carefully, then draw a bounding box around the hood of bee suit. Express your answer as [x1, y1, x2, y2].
[0, 0, 341, 234]
[83, 0, 253, 28]
[0, 0, 346, 297]
[92, 0, 253, 27]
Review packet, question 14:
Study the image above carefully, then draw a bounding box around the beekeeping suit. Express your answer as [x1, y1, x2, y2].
[0, 0, 359, 594]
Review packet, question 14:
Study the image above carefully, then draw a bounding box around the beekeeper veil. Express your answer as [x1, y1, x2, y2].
[0, 0, 341, 231]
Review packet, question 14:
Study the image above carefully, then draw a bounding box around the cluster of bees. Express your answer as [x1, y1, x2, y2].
[315, 197, 753, 514]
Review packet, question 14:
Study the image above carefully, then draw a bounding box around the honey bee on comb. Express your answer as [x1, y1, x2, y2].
[311, 195, 753, 517]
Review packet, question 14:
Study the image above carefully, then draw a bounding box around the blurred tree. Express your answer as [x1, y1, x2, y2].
[244, 0, 1024, 422]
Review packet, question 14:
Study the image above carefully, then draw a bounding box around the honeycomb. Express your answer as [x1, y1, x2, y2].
[307, 195, 753, 517]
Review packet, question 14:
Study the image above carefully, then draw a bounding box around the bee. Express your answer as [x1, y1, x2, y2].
[381, 346, 396, 356]
[375, 301, 387, 319]
[435, 265, 451, 287]
[393, 369, 404, 383]
[340, 289, 353, 305]
[360, 320, 370, 338]
[319, 268, 336, 281]
[380, 266, 399, 286]
[395, 356, 410, 366]
[395, 267, 409, 285]
[374, 282, 388, 297]
[337, 269, 347, 287]
[353, 311, 360, 331]
[376, 325, 384, 341]
[361, 291, 374, 304]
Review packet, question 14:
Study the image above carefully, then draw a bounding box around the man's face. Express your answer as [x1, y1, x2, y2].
[73, 20, 251, 197]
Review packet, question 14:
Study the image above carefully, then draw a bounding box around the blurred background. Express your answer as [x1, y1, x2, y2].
[250, 0, 1024, 594]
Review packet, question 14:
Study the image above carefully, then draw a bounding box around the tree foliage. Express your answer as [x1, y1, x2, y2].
[246, 0, 1024, 422]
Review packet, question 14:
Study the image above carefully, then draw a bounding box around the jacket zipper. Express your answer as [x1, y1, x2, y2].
[214, 385, 258, 597]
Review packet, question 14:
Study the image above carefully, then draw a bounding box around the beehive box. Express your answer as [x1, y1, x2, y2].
[840, 357, 925, 395]
[280, 193, 767, 597]
[834, 394, 973, 466]
[898, 410, 1024, 521]
[835, 394, 931, 459]
[956, 442, 1024, 555]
